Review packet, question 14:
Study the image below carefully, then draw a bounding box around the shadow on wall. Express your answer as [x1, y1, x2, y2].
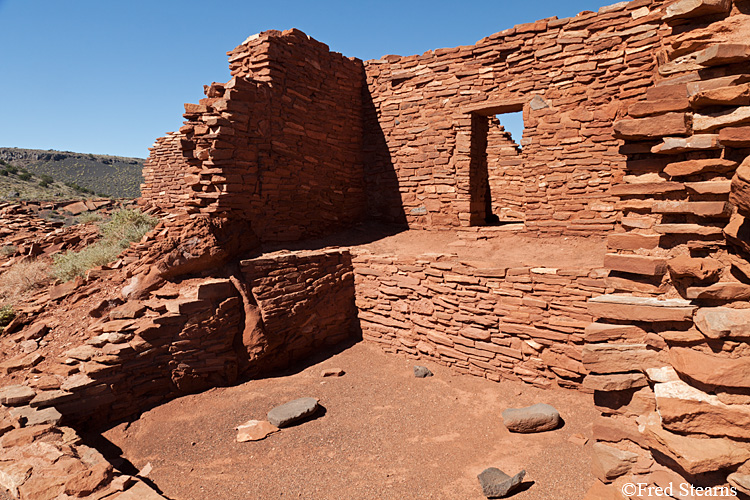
[362, 82, 408, 227]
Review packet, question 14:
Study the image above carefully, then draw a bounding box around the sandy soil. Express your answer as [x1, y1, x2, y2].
[101, 342, 598, 500]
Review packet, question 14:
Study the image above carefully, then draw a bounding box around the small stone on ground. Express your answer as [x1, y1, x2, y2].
[236, 420, 279, 442]
[477, 467, 526, 498]
[267, 397, 319, 428]
[321, 368, 344, 377]
[502, 403, 560, 433]
[414, 366, 433, 378]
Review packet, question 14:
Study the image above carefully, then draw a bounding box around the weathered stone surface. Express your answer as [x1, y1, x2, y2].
[109, 302, 147, 320]
[603, 254, 666, 276]
[667, 255, 722, 281]
[583, 373, 648, 392]
[610, 182, 684, 196]
[652, 200, 730, 217]
[651, 134, 721, 153]
[613, 113, 690, 139]
[582, 344, 664, 374]
[413, 366, 433, 378]
[22, 322, 49, 340]
[502, 403, 560, 433]
[584, 323, 645, 343]
[63, 462, 112, 497]
[693, 307, 750, 338]
[0, 352, 43, 374]
[654, 223, 723, 236]
[236, 420, 279, 442]
[719, 125, 750, 147]
[628, 99, 690, 118]
[477, 468, 525, 498]
[687, 283, 750, 301]
[588, 295, 695, 322]
[645, 420, 750, 474]
[9, 406, 62, 426]
[664, 0, 731, 20]
[267, 397, 319, 428]
[607, 233, 660, 250]
[728, 473, 750, 496]
[730, 158, 750, 217]
[591, 443, 639, 482]
[0, 385, 36, 406]
[686, 180, 731, 194]
[691, 83, 750, 108]
[724, 212, 750, 254]
[695, 44, 750, 66]
[655, 379, 750, 439]
[670, 347, 750, 388]
[663, 158, 736, 178]
[694, 106, 750, 132]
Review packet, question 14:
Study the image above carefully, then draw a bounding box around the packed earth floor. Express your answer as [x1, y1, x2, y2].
[101, 342, 599, 500]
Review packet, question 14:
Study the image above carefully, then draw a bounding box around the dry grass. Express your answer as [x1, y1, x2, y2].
[0, 259, 52, 307]
[52, 209, 158, 281]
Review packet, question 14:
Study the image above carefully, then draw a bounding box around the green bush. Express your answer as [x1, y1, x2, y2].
[39, 180, 50, 188]
[39, 174, 54, 184]
[52, 209, 158, 281]
[5, 165, 18, 174]
[0, 305, 14, 328]
[18, 172, 32, 181]
[0, 169, 7, 177]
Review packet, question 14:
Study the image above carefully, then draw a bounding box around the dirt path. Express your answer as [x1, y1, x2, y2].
[102, 342, 597, 500]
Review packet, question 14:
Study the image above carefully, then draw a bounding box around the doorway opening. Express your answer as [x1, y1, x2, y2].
[466, 102, 525, 226]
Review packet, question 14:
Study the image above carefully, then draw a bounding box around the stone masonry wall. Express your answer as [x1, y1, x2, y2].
[240, 248, 358, 371]
[580, 1, 750, 497]
[352, 251, 608, 389]
[141, 29, 366, 243]
[362, 0, 668, 234]
[140, 132, 191, 211]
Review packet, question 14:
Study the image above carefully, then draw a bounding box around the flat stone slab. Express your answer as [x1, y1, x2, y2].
[414, 366, 433, 378]
[0, 385, 36, 406]
[9, 405, 62, 426]
[477, 467, 526, 498]
[267, 397, 319, 428]
[502, 403, 560, 433]
[236, 420, 279, 442]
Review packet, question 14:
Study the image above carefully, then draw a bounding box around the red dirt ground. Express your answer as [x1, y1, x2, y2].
[102, 342, 598, 500]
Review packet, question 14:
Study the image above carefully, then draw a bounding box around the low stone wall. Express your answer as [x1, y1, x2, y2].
[241, 248, 358, 371]
[352, 251, 608, 389]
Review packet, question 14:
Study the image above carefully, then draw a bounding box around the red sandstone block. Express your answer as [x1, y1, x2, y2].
[628, 98, 690, 118]
[695, 44, 750, 66]
[613, 113, 689, 139]
[719, 126, 750, 147]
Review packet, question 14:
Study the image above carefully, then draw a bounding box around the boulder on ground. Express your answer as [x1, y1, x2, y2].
[502, 403, 560, 433]
[414, 366, 433, 378]
[267, 397, 319, 428]
[477, 468, 526, 498]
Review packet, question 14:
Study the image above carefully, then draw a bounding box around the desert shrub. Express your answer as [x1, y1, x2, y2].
[0, 259, 51, 306]
[0, 305, 14, 327]
[0, 245, 18, 257]
[77, 212, 102, 224]
[5, 165, 17, 174]
[18, 172, 32, 181]
[52, 209, 158, 281]
[38, 180, 50, 188]
[0, 169, 7, 176]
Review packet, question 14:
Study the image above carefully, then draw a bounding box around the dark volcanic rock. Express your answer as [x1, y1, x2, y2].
[477, 467, 526, 498]
[267, 397, 319, 427]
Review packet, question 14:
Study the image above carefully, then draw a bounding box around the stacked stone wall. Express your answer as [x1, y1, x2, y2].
[362, 0, 667, 234]
[353, 251, 608, 389]
[580, 1, 750, 496]
[140, 132, 191, 210]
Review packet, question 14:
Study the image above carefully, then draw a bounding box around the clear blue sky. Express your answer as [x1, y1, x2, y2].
[0, 0, 611, 159]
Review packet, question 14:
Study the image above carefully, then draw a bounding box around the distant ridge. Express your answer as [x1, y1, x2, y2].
[0, 147, 145, 199]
